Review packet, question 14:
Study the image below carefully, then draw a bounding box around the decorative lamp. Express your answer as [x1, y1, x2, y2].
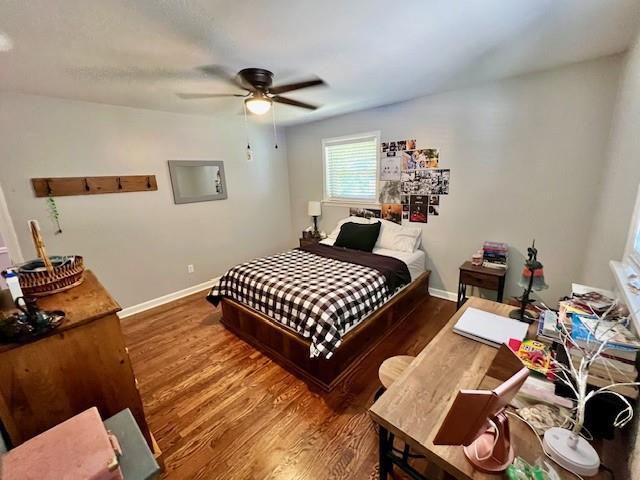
[307, 201, 322, 238]
[509, 240, 548, 323]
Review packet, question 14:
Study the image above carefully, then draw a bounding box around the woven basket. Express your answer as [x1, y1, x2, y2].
[17, 256, 85, 297]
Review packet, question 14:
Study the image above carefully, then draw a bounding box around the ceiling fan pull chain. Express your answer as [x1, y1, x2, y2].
[243, 100, 253, 161]
[271, 103, 278, 150]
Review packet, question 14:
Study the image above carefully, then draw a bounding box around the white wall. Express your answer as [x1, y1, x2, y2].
[583, 37, 640, 287]
[285, 55, 623, 303]
[0, 93, 292, 308]
[576, 32, 640, 475]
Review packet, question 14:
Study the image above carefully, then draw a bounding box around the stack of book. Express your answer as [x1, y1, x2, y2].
[568, 314, 639, 399]
[482, 241, 509, 269]
[554, 285, 640, 399]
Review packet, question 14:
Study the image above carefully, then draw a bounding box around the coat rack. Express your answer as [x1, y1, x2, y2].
[31, 175, 158, 197]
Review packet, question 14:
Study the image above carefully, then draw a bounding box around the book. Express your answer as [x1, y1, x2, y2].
[512, 339, 552, 376]
[482, 261, 508, 270]
[453, 307, 529, 348]
[579, 316, 640, 349]
[569, 348, 637, 373]
[585, 374, 638, 399]
[536, 310, 561, 343]
[570, 314, 639, 359]
[517, 376, 574, 409]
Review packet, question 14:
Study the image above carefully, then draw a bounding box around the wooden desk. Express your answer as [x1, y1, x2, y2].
[369, 297, 602, 480]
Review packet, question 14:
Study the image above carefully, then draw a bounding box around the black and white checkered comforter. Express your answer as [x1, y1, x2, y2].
[208, 247, 404, 359]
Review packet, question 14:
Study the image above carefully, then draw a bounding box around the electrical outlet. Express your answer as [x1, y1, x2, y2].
[187, 264, 194, 273]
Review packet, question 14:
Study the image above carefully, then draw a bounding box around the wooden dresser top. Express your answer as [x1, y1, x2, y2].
[0, 270, 120, 352]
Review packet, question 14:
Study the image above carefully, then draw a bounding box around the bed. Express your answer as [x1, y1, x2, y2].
[208, 219, 430, 391]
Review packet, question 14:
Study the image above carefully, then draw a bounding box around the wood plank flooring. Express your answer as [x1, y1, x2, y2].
[122, 293, 456, 479]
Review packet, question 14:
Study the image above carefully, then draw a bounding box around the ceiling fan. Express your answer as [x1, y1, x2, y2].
[177, 66, 326, 115]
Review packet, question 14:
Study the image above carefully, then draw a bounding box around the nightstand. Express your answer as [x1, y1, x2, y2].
[299, 237, 320, 248]
[457, 261, 507, 309]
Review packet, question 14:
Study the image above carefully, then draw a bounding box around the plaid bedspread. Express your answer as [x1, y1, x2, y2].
[208, 248, 402, 359]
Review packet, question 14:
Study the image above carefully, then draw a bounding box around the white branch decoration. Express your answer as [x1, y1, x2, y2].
[550, 300, 639, 435]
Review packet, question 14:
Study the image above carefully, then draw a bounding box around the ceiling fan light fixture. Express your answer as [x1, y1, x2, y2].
[245, 95, 272, 115]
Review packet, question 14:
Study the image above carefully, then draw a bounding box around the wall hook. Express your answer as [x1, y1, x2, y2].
[117, 177, 123, 190]
[84, 178, 90, 191]
[46, 179, 53, 195]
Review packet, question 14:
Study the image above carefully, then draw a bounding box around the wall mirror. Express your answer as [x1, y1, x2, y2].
[168, 160, 228, 204]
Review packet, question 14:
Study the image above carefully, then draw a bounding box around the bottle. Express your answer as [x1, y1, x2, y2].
[5, 270, 23, 301]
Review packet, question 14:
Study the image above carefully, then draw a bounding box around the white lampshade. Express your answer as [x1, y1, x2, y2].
[307, 201, 321, 217]
[245, 97, 272, 115]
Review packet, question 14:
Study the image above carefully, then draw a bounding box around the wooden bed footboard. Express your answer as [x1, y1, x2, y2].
[220, 271, 430, 391]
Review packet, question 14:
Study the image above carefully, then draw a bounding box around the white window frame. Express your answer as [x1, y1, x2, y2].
[624, 184, 640, 270]
[611, 184, 640, 334]
[322, 131, 380, 207]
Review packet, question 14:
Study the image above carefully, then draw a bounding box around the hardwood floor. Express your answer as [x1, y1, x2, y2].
[122, 293, 456, 479]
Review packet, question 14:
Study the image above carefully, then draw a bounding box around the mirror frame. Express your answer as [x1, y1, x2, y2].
[168, 160, 228, 204]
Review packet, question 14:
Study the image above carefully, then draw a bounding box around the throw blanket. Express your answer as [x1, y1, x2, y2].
[208, 245, 411, 359]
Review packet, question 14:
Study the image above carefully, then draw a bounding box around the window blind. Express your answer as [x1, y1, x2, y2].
[324, 135, 378, 202]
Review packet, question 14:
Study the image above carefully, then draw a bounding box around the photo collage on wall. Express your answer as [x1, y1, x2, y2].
[380, 139, 450, 224]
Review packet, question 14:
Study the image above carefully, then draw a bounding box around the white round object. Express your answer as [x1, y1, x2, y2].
[0, 32, 13, 52]
[245, 97, 272, 115]
[543, 427, 600, 477]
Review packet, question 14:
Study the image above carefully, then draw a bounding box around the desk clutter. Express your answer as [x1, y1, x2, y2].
[371, 296, 637, 479]
[462, 281, 639, 477]
[480, 241, 509, 270]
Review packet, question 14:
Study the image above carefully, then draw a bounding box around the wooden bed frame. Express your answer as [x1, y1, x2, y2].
[220, 271, 430, 391]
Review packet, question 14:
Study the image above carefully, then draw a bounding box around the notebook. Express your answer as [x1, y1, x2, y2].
[453, 307, 529, 348]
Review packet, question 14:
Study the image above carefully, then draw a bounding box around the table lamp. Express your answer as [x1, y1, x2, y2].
[307, 201, 322, 239]
[509, 240, 547, 323]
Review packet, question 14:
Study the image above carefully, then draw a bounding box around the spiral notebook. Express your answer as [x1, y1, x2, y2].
[453, 307, 529, 348]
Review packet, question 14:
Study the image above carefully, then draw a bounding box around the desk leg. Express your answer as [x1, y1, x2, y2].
[497, 276, 505, 303]
[379, 425, 391, 480]
[456, 281, 466, 309]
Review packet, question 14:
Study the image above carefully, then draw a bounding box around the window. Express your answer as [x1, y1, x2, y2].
[323, 132, 379, 203]
[612, 184, 640, 334]
[626, 184, 640, 269]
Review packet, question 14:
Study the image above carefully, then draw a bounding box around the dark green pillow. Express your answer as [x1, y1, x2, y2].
[334, 222, 381, 252]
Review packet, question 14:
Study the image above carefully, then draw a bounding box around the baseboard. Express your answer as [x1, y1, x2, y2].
[428, 287, 457, 302]
[118, 277, 219, 319]
[118, 278, 456, 319]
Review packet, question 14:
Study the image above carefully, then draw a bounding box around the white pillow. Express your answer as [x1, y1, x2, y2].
[327, 216, 374, 240]
[375, 219, 422, 253]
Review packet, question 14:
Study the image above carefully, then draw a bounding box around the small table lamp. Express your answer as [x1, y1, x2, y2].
[510, 240, 548, 323]
[308, 201, 322, 239]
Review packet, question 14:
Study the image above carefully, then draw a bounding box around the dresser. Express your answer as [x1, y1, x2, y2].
[0, 271, 154, 451]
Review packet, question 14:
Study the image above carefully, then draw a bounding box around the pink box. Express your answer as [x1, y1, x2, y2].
[1, 407, 123, 480]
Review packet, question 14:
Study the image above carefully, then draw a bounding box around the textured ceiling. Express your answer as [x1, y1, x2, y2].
[0, 0, 639, 125]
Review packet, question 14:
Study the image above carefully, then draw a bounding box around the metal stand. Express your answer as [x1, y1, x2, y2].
[509, 267, 535, 324]
[378, 425, 430, 480]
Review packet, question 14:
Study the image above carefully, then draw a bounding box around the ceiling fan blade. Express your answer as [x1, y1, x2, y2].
[272, 95, 318, 110]
[176, 93, 245, 99]
[197, 65, 248, 89]
[269, 78, 325, 95]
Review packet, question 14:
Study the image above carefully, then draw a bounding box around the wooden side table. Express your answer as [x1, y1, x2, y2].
[457, 261, 507, 309]
[299, 237, 320, 248]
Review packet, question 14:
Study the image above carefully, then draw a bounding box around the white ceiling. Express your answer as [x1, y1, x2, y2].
[1, 0, 639, 125]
